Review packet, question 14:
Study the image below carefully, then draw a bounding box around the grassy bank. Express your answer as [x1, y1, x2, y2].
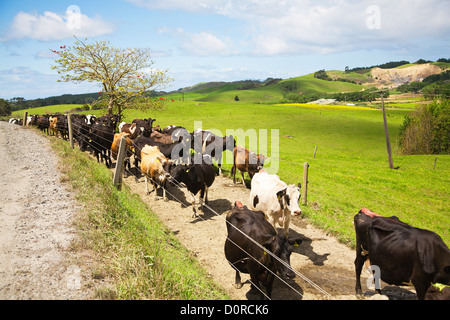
[49, 135, 228, 300]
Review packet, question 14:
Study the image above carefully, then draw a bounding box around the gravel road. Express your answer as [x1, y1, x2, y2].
[0, 122, 91, 299]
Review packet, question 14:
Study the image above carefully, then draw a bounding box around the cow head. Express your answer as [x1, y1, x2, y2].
[170, 164, 189, 184]
[422, 240, 450, 286]
[276, 183, 302, 216]
[263, 232, 302, 280]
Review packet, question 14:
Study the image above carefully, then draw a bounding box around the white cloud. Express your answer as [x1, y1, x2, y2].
[176, 29, 237, 56]
[0, 66, 99, 99]
[1, 8, 114, 42]
[129, 0, 450, 56]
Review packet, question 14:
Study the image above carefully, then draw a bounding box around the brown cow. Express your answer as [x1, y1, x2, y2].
[231, 145, 267, 186]
[140, 146, 172, 201]
[49, 115, 58, 137]
[111, 133, 134, 176]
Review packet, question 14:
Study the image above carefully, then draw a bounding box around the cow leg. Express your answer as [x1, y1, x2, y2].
[202, 186, 208, 205]
[354, 247, 368, 298]
[240, 170, 246, 186]
[413, 279, 430, 300]
[162, 180, 168, 202]
[145, 176, 150, 194]
[282, 213, 291, 237]
[249, 273, 266, 300]
[190, 193, 198, 218]
[231, 164, 236, 184]
[234, 270, 243, 289]
[267, 211, 278, 234]
[134, 157, 140, 182]
[217, 155, 223, 176]
[153, 181, 159, 199]
[265, 273, 275, 299]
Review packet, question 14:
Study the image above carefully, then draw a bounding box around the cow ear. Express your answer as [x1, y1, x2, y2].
[276, 188, 287, 201]
[417, 239, 436, 274]
[263, 237, 275, 254]
[297, 183, 301, 190]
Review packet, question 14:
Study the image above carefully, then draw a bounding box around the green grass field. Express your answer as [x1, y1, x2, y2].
[114, 100, 448, 247]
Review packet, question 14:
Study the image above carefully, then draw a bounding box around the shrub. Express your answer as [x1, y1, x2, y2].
[399, 100, 449, 154]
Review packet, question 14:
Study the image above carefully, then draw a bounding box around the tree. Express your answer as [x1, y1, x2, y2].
[0, 98, 11, 116]
[51, 38, 172, 115]
[314, 70, 331, 81]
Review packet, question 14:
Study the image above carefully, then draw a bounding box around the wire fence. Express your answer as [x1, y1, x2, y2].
[19, 106, 448, 299]
[22, 115, 336, 300]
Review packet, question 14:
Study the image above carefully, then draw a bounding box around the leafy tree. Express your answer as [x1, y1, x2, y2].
[314, 70, 331, 81]
[280, 81, 298, 96]
[51, 38, 172, 115]
[399, 99, 449, 154]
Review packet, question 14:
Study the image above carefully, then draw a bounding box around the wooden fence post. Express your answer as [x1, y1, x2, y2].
[23, 111, 28, 127]
[381, 92, 394, 169]
[313, 146, 318, 159]
[302, 162, 309, 205]
[67, 114, 74, 149]
[113, 135, 127, 190]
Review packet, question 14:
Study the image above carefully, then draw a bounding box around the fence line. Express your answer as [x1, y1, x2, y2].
[33, 118, 448, 222]
[41, 121, 333, 299]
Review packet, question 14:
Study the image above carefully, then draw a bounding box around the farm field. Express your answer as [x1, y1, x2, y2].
[15, 99, 449, 247]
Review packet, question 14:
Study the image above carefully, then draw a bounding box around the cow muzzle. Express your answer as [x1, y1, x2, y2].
[283, 269, 296, 280]
[292, 210, 301, 216]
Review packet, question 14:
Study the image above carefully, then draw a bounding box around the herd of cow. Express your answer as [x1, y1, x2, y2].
[11, 113, 450, 300]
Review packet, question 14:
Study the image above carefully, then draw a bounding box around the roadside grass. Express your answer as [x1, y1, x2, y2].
[49, 136, 229, 300]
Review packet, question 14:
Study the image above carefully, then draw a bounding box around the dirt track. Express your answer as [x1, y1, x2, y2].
[0, 122, 91, 299]
[0, 122, 417, 300]
[120, 163, 417, 300]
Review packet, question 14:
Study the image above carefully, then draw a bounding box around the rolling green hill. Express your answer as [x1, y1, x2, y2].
[165, 72, 367, 104]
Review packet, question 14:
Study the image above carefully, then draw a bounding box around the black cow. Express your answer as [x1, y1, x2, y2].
[192, 129, 235, 175]
[354, 208, 450, 300]
[132, 118, 155, 137]
[70, 114, 91, 151]
[89, 121, 115, 167]
[55, 114, 68, 140]
[170, 154, 216, 217]
[224, 201, 302, 299]
[36, 115, 50, 134]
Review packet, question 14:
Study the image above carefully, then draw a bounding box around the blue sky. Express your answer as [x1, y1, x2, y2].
[1, 0, 449, 99]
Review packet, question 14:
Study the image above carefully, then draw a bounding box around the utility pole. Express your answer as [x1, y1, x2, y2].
[381, 92, 394, 169]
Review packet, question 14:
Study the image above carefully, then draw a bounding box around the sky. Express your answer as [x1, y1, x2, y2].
[0, 0, 449, 100]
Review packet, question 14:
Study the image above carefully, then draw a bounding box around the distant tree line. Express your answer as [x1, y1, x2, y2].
[314, 69, 358, 84]
[397, 70, 450, 99]
[281, 87, 388, 104]
[348, 58, 450, 74]
[5, 93, 102, 112]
